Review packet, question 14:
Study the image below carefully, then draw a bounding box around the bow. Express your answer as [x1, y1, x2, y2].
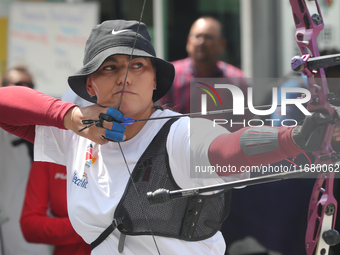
[289, 0, 340, 254]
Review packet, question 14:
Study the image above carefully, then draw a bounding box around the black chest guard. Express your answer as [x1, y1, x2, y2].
[91, 118, 232, 251]
[114, 118, 231, 241]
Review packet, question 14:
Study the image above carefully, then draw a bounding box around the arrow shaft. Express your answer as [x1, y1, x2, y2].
[134, 104, 278, 123]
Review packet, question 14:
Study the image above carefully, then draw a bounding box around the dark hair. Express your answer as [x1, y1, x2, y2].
[150, 58, 162, 110]
[153, 104, 164, 110]
[2, 65, 34, 88]
[153, 103, 180, 112]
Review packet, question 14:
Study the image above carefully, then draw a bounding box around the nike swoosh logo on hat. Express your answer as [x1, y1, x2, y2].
[112, 29, 131, 35]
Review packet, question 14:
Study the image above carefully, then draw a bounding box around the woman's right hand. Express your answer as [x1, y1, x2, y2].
[64, 105, 126, 144]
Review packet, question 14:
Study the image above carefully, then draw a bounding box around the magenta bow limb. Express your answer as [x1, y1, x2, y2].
[289, 0, 340, 254]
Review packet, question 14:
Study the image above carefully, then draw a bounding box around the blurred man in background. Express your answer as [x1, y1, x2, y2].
[161, 16, 251, 132]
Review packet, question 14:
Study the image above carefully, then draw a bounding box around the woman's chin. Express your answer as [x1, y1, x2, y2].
[98, 100, 153, 118]
[121, 107, 153, 120]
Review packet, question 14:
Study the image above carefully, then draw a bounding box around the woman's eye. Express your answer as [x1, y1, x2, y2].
[103, 65, 116, 71]
[132, 62, 143, 69]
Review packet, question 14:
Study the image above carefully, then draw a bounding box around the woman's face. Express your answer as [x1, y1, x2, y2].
[86, 54, 156, 118]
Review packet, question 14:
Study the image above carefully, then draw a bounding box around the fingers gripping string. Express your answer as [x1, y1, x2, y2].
[116, 0, 161, 254]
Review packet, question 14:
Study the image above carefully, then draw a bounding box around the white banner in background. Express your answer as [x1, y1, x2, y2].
[7, 2, 99, 98]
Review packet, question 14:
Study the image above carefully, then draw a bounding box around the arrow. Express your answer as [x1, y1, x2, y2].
[122, 104, 279, 126]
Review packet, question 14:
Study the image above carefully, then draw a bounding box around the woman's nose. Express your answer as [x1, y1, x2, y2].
[116, 67, 131, 86]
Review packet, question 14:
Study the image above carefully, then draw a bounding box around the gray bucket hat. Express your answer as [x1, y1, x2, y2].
[68, 20, 175, 103]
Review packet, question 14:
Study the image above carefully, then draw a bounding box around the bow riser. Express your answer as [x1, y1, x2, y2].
[292, 0, 336, 163]
[293, 0, 323, 57]
[290, 1, 339, 254]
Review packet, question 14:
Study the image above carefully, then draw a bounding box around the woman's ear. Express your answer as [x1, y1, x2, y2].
[86, 76, 95, 97]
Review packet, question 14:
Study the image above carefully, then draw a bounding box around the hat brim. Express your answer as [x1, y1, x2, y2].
[68, 47, 174, 103]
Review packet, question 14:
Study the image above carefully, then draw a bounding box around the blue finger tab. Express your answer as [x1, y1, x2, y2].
[106, 107, 124, 122]
[104, 122, 125, 142]
[105, 129, 124, 142]
[111, 122, 126, 132]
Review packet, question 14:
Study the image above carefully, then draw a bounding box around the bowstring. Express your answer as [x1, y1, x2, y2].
[117, 1, 146, 111]
[116, 0, 161, 254]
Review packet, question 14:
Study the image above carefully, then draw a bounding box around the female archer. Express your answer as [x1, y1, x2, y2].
[0, 20, 339, 255]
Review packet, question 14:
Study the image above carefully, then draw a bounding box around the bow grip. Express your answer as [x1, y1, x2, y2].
[293, 112, 332, 152]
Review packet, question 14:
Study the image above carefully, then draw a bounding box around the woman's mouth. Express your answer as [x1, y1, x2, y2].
[114, 90, 135, 95]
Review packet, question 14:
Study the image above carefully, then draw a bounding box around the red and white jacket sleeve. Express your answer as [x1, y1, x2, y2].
[0, 86, 75, 143]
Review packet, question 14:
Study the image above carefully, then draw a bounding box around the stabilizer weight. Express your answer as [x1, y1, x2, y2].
[322, 229, 340, 246]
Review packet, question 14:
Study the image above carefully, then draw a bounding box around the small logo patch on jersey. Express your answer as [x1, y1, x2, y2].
[85, 144, 97, 168]
[134, 158, 153, 182]
[72, 171, 88, 189]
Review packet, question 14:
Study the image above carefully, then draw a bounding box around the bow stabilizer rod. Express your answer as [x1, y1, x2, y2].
[147, 167, 311, 205]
